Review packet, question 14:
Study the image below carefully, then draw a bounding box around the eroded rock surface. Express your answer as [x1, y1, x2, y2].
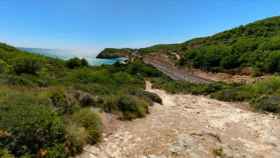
[77, 82, 280, 158]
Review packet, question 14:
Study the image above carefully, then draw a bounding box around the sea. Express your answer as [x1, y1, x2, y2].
[18, 47, 126, 66]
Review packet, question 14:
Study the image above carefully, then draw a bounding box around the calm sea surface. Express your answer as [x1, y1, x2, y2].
[18, 47, 125, 65]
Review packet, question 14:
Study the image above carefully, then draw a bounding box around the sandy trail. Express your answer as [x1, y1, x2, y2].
[77, 82, 280, 158]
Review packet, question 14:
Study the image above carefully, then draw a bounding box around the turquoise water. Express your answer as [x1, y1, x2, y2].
[18, 47, 126, 65]
[87, 57, 127, 65]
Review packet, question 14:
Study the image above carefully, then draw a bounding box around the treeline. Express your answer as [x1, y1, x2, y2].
[179, 36, 280, 74]
[97, 16, 280, 75]
[178, 16, 280, 74]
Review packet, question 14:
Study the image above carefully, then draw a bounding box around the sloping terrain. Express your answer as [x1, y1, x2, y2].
[77, 82, 280, 158]
[97, 16, 280, 75]
[143, 53, 211, 83]
[0, 42, 166, 157]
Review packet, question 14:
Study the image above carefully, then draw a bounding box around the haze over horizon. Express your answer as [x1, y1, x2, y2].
[1, 0, 280, 56]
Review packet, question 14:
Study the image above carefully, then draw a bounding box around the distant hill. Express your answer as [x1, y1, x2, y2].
[96, 48, 136, 59]
[97, 16, 280, 74]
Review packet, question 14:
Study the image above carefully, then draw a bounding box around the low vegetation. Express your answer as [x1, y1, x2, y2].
[0, 43, 162, 157]
[177, 16, 280, 74]
[3, 15, 280, 157]
[99, 16, 280, 75]
[151, 74, 280, 115]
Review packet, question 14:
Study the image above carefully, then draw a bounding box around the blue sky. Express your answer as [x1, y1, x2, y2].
[0, 0, 280, 56]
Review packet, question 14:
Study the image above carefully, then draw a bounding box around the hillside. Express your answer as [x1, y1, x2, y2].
[0, 42, 164, 157]
[97, 16, 280, 75]
[96, 48, 136, 59]
[3, 16, 280, 158]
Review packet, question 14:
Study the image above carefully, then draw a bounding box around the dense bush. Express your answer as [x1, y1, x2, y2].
[66, 58, 89, 69]
[0, 104, 65, 157]
[74, 91, 97, 107]
[12, 57, 42, 75]
[126, 61, 163, 77]
[210, 88, 253, 102]
[252, 96, 280, 113]
[0, 148, 14, 158]
[100, 95, 120, 113]
[117, 96, 149, 120]
[45, 144, 67, 158]
[0, 59, 10, 73]
[262, 51, 280, 73]
[151, 77, 227, 95]
[71, 109, 103, 144]
[49, 88, 79, 115]
[65, 123, 89, 156]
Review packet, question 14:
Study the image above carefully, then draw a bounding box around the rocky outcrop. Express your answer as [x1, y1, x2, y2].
[96, 48, 135, 59]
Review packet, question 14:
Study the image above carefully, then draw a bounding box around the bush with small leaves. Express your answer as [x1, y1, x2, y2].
[71, 109, 103, 144]
[45, 144, 67, 158]
[210, 88, 252, 102]
[66, 58, 88, 69]
[49, 88, 79, 115]
[118, 96, 149, 120]
[252, 95, 280, 113]
[0, 104, 65, 157]
[0, 59, 10, 73]
[0, 148, 14, 158]
[64, 123, 89, 156]
[12, 57, 42, 75]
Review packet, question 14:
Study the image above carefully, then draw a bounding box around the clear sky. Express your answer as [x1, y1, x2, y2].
[0, 0, 280, 55]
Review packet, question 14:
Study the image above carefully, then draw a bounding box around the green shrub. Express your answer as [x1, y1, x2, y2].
[129, 90, 162, 105]
[263, 51, 280, 73]
[211, 88, 253, 102]
[117, 96, 149, 120]
[220, 55, 240, 69]
[45, 144, 67, 158]
[252, 96, 280, 113]
[70, 68, 112, 84]
[151, 77, 226, 95]
[0, 104, 65, 157]
[65, 123, 89, 156]
[6, 75, 35, 86]
[127, 61, 163, 77]
[0, 59, 10, 73]
[0, 148, 14, 158]
[260, 36, 280, 51]
[12, 57, 42, 75]
[5, 74, 48, 87]
[71, 109, 103, 144]
[74, 91, 97, 107]
[249, 76, 280, 95]
[66, 58, 88, 69]
[49, 88, 79, 115]
[100, 95, 119, 113]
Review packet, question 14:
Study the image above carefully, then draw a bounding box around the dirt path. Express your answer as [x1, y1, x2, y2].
[143, 55, 211, 84]
[77, 82, 280, 158]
